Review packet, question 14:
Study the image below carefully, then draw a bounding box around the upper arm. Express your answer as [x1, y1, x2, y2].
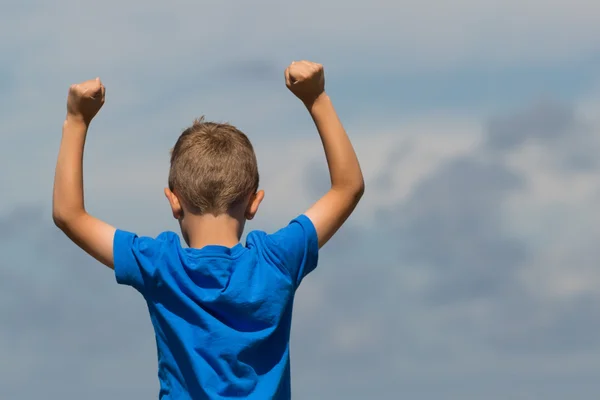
[54, 211, 162, 294]
[54, 212, 117, 268]
[304, 186, 364, 248]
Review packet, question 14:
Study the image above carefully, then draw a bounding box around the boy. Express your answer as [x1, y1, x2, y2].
[53, 60, 364, 399]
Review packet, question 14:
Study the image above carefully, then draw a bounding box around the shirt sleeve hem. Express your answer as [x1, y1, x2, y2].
[113, 229, 142, 287]
[294, 214, 320, 285]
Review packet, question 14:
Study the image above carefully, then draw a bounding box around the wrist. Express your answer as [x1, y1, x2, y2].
[304, 92, 330, 113]
[65, 113, 91, 128]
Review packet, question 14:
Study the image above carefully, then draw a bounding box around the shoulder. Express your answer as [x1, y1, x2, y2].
[244, 215, 319, 286]
[114, 230, 182, 263]
[246, 215, 316, 246]
[155, 230, 181, 244]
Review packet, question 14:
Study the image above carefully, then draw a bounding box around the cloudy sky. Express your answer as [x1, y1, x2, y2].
[2, 0, 600, 398]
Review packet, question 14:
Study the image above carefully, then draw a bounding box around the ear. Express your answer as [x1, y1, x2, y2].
[245, 190, 264, 220]
[164, 188, 183, 220]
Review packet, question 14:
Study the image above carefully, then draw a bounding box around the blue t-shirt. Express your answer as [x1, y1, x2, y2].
[113, 215, 319, 399]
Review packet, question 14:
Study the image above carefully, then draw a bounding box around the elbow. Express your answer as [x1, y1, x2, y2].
[356, 177, 365, 197]
[52, 210, 68, 231]
[333, 177, 365, 203]
[52, 208, 84, 231]
[350, 170, 365, 199]
[353, 179, 365, 202]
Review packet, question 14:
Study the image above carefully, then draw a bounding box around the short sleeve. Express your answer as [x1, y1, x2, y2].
[264, 215, 319, 288]
[113, 229, 161, 295]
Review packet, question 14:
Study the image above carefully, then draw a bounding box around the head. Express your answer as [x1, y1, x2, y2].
[165, 117, 264, 242]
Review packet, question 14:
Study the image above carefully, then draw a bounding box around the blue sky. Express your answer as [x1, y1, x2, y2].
[2, 0, 600, 399]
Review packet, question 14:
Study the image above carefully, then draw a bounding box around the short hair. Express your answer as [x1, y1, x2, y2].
[168, 117, 259, 215]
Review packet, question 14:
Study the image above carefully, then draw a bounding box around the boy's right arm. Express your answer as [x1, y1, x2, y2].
[53, 78, 117, 269]
[285, 61, 364, 248]
[53, 79, 159, 296]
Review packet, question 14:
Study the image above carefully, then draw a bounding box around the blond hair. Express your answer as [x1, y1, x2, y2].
[168, 117, 259, 215]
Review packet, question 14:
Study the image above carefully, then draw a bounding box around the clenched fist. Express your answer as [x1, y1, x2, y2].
[285, 61, 325, 105]
[67, 78, 105, 124]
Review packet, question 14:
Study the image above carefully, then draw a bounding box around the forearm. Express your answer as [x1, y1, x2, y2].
[52, 117, 89, 224]
[306, 94, 364, 193]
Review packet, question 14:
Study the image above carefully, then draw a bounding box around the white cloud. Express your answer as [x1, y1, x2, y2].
[495, 98, 600, 301]
[3, 0, 600, 80]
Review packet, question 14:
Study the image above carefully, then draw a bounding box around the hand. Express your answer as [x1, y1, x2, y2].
[285, 60, 325, 105]
[66, 77, 105, 124]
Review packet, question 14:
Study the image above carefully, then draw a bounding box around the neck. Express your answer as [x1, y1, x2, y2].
[181, 212, 244, 249]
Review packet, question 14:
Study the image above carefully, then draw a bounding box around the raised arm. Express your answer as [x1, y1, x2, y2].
[285, 61, 364, 248]
[52, 78, 116, 269]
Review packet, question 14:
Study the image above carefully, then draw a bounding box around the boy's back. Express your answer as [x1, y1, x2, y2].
[53, 61, 364, 399]
[114, 216, 318, 399]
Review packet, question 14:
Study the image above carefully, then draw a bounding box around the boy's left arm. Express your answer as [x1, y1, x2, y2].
[53, 78, 116, 269]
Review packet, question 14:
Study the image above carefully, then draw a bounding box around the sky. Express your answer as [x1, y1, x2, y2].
[2, 0, 600, 398]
